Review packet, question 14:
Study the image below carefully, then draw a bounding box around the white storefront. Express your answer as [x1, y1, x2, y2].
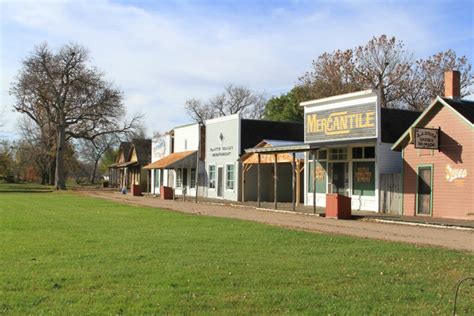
[204, 114, 241, 201]
[302, 90, 407, 212]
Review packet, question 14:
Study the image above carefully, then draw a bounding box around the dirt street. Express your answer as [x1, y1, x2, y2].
[78, 190, 474, 252]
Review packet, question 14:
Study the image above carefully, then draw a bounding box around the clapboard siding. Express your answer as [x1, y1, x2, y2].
[378, 142, 402, 173]
[403, 104, 473, 220]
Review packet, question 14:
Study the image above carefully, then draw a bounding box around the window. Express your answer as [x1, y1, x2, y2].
[330, 148, 347, 160]
[352, 161, 375, 196]
[352, 146, 375, 159]
[318, 150, 327, 160]
[190, 168, 196, 188]
[364, 147, 375, 159]
[154, 169, 160, 188]
[308, 161, 327, 194]
[209, 165, 216, 189]
[352, 147, 363, 159]
[176, 168, 182, 188]
[226, 164, 234, 190]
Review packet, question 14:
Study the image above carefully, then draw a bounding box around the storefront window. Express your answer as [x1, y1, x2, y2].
[190, 168, 196, 188]
[308, 161, 327, 194]
[209, 165, 216, 189]
[352, 146, 375, 159]
[226, 164, 234, 190]
[318, 150, 327, 160]
[176, 168, 182, 188]
[352, 161, 375, 196]
[330, 148, 347, 160]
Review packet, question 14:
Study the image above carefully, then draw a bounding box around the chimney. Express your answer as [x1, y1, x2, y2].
[444, 70, 461, 99]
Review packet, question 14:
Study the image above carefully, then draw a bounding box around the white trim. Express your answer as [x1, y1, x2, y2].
[300, 89, 375, 107]
[224, 162, 236, 192]
[205, 113, 240, 125]
[208, 164, 217, 190]
[304, 98, 377, 113]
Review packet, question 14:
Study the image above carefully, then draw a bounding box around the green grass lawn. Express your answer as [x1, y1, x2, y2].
[0, 190, 472, 314]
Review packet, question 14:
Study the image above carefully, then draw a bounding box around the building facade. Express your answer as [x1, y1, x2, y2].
[204, 114, 304, 201]
[302, 90, 419, 212]
[149, 133, 173, 194]
[392, 71, 473, 220]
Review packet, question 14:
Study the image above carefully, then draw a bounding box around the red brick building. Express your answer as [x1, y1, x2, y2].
[392, 71, 473, 220]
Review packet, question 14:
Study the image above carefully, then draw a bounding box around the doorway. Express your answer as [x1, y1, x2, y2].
[217, 167, 223, 197]
[330, 162, 348, 196]
[417, 166, 432, 215]
[183, 168, 188, 188]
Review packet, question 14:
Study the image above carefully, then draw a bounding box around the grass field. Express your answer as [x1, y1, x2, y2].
[0, 188, 473, 314]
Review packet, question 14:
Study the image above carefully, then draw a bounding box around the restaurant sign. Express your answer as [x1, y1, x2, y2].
[305, 103, 376, 142]
[414, 128, 439, 150]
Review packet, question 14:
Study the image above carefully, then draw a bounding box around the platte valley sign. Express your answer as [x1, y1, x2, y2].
[305, 103, 376, 142]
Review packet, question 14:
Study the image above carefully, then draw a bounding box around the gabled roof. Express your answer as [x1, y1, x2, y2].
[116, 142, 132, 164]
[441, 97, 474, 124]
[128, 139, 152, 164]
[391, 96, 474, 151]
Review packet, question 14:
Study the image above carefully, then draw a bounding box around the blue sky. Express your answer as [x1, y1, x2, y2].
[1, 0, 473, 139]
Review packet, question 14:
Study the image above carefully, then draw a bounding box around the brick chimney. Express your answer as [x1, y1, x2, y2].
[444, 70, 461, 99]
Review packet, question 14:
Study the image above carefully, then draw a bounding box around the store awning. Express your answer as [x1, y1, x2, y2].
[144, 150, 197, 170]
[241, 140, 306, 164]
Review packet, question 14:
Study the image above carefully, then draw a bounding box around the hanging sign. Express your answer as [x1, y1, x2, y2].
[414, 128, 439, 150]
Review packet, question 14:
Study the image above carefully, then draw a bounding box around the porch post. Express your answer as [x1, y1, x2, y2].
[257, 154, 261, 208]
[312, 150, 316, 214]
[292, 152, 296, 211]
[146, 169, 150, 195]
[241, 161, 245, 202]
[296, 162, 301, 207]
[274, 154, 278, 210]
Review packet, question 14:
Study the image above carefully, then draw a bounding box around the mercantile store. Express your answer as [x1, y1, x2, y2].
[301, 90, 419, 212]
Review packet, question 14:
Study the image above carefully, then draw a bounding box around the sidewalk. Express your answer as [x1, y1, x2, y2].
[77, 189, 474, 252]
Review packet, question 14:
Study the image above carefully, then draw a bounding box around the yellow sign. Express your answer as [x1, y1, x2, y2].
[355, 167, 372, 183]
[445, 164, 467, 183]
[307, 111, 375, 136]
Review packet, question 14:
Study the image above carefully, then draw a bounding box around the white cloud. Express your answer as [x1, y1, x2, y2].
[0, 0, 469, 138]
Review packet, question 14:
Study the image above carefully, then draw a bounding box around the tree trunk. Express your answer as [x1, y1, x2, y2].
[90, 158, 99, 184]
[55, 124, 67, 190]
[49, 161, 55, 185]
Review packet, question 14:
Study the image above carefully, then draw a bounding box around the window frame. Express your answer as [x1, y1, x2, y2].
[225, 163, 235, 191]
[208, 164, 216, 190]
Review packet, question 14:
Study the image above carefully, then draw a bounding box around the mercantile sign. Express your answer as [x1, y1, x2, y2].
[305, 103, 376, 142]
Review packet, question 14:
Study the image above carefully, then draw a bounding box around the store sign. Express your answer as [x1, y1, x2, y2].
[305, 103, 376, 142]
[445, 164, 467, 183]
[414, 128, 439, 150]
[315, 166, 325, 180]
[355, 167, 372, 183]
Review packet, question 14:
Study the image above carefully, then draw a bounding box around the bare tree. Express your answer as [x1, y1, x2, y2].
[10, 42, 142, 190]
[298, 49, 362, 101]
[185, 84, 267, 122]
[77, 133, 119, 184]
[402, 49, 473, 110]
[354, 35, 413, 108]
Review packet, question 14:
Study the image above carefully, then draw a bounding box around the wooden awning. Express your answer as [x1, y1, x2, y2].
[144, 150, 197, 170]
[241, 140, 306, 164]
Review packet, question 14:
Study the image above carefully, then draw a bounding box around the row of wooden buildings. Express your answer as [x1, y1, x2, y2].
[109, 71, 473, 220]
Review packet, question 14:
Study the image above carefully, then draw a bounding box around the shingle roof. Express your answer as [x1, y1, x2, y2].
[144, 151, 196, 169]
[130, 139, 152, 164]
[380, 108, 421, 143]
[441, 97, 474, 124]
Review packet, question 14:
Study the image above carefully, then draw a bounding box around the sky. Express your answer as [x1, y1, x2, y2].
[0, 0, 473, 139]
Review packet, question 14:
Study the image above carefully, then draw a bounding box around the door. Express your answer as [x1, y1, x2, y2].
[217, 167, 223, 197]
[183, 168, 188, 188]
[331, 162, 348, 196]
[417, 166, 432, 215]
